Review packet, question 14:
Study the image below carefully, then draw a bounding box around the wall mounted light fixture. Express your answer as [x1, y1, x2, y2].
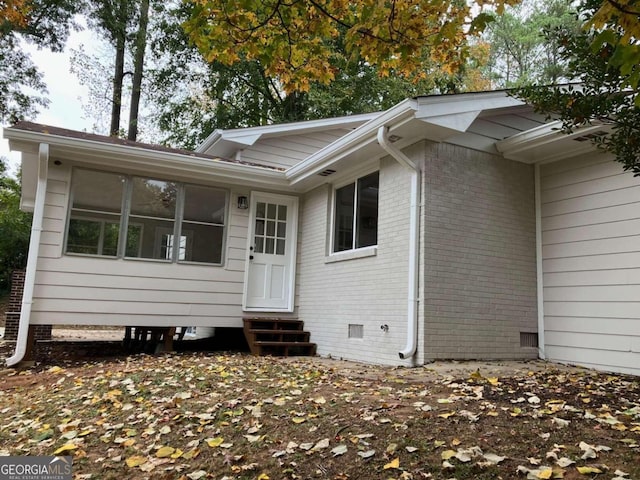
[237, 195, 249, 209]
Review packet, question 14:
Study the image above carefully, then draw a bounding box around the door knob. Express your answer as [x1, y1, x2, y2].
[249, 255, 254, 260]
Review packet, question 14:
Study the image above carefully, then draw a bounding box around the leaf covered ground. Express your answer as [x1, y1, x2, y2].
[0, 345, 639, 480]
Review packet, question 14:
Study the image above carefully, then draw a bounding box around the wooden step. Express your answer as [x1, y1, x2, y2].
[249, 329, 310, 342]
[243, 317, 316, 357]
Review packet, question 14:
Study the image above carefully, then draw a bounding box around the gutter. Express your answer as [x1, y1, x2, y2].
[6, 143, 49, 366]
[376, 127, 421, 360]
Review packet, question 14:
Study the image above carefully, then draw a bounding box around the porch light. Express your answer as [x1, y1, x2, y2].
[237, 195, 249, 209]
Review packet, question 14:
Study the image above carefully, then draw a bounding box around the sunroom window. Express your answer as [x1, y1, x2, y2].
[333, 171, 379, 252]
[65, 169, 227, 265]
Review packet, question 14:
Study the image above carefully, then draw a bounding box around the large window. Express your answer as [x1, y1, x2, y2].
[333, 171, 379, 252]
[66, 169, 227, 264]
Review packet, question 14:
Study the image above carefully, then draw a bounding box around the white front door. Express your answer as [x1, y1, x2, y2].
[243, 192, 298, 312]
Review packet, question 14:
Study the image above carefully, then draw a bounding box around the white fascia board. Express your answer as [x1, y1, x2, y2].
[496, 121, 608, 163]
[195, 112, 379, 153]
[286, 99, 418, 184]
[6, 128, 288, 188]
[415, 91, 525, 118]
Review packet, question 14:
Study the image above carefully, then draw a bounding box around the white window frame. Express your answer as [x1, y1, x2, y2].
[327, 167, 379, 261]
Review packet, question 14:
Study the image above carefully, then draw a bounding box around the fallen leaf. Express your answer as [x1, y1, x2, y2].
[331, 444, 348, 456]
[383, 458, 400, 470]
[576, 466, 602, 474]
[125, 455, 147, 468]
[206, 437, 224, 448]
[357, 450, 375, 459]
[53, 444, 79, 455]
[186, 471, 207, 480]
[156, 446, 175, 458]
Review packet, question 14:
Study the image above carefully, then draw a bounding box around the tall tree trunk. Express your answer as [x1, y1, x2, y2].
[109, 0, 128, 137]
[127, 0, 149, 141]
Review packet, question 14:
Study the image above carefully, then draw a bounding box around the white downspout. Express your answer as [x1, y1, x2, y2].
[376, 127, 420, 360]
[534, 164, 545, 359]
[6, 143, 49, 367]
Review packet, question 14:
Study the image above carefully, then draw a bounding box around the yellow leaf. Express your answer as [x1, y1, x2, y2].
[48, 366, 64, 374]
[123, 439, 136, 447]
[171, 449, 183, 459]
[451, 438, 461, 446]
[576, 466, 602, 474]
[537, 467, 553, 479]
[441, 450, 457, 460]
[53, 444, 78, 455]
[438, 411, 455, 419]
[156, 446, 175, 458]
[257, 474, 270, 480]
[383, 457, 400, 470]
[125, 455, 147, 468]
[487, 377, 500, 385]
[292, 417, 306, 424]
[206, 437, 224, 448]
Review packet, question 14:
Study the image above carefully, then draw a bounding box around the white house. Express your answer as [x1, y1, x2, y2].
[3, 90, 639, 375]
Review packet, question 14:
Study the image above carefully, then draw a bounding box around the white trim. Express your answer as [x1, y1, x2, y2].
[325, 246, 377, 263]
[196, 112, 379, 152]
[286, 99, 418, 183]
[5, 128, 289, 189]
[534, 164, 545, 360]
[6, 143, 49, 366]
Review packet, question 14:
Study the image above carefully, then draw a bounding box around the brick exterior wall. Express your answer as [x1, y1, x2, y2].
[422, 142, 538, 360]
[3, 269, 52, 341]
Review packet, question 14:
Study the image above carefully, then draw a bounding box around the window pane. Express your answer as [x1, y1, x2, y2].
[255, 236, 264, 253]
[130, 178, 176, 219]
[102, 223, 120, 256]
[356, 171, 379, 248]
[267, 203, 277, 219]
[277, 221, 286, 238]
[266, 220, 275, 236]
[266, 237, 275, 254]
[66, 218, 101, 255]
[333, 183, 355, 252]
[125, 218, 174, 260]
[180, 185, 227, 264]
[276, 239, 285, 255]
[181, 223, 224, 263]
[184, 185, 226, 224]
[277, 205, 287, 221]
[256, 202, 266, 218]
[71, 169, 124, 213]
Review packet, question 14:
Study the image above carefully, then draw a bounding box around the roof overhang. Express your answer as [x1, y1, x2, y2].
[5, 127, 291, 208]
[286, 91, 531, 190]
[196, 112, 379, 156]
[496, 121, 610, 163]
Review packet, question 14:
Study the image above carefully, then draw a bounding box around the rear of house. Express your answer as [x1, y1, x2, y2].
[3, 91, 640, 375]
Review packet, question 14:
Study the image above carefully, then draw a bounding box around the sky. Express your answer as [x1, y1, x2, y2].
[0, 27, 96, 176]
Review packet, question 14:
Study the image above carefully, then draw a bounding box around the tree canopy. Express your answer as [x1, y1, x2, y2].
[183, 0, 518, 93]
[517, 0, 640, 175]
[0, 0, 80, 123]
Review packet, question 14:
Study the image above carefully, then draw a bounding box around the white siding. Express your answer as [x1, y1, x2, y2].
[240, 129, 352, 169]
[29, 162, 249, 329]
[540, 152, 640, 375]
[296, 154, 416, 366]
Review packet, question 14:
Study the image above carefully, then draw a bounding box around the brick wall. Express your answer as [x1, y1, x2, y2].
[422, 142, 538, 360]
[3, 270, 51, 341]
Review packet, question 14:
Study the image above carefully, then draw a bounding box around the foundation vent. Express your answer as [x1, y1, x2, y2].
[348, 324, 364, 339]
[520, 332, 539, 348]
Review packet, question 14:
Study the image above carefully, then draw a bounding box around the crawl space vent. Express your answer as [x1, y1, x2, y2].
[318, 169, 336, 177]
[520, 332, 538, 348]
[348, 324, 364, 339]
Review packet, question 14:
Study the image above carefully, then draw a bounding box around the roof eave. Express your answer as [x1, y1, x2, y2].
[5, 127, 288, 188]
